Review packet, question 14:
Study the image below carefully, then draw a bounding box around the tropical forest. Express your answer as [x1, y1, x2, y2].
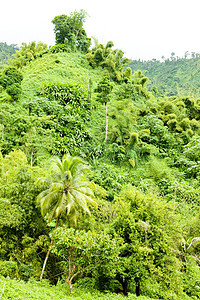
[1, 9, 200, 300]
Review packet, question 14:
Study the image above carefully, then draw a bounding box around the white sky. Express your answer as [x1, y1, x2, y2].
[1, 0, 200, 61]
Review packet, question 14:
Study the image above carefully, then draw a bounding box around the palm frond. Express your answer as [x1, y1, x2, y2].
[49, 182, 64, 192]
[71, 209, 79, 226]
[69, 156, 86, 175]
[51, 157, 63, 173]
[77, 186, 94, 197]
[66, 191, 75, 215]
[36, 189, 49, 205]
[40, 190, 61, 216]
[71, 189, 97, 214]
[63, 155, 70, 172]
[35, 177, 52, 186]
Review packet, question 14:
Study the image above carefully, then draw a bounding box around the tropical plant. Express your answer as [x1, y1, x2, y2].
[8, 41, 48, 68]
[51, 227, 121, 295]
[36, 154, 97, 279]
[86, 40, 130, 82]
[110, 186, 183, 297]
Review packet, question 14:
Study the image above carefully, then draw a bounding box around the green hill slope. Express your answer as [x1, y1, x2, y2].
[0, 45, 200, 299]
[21, 51, 102, 99]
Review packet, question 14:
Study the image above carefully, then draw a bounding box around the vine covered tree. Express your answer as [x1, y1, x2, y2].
[52, 10, 91, 52]
[36, 154, 97, 279]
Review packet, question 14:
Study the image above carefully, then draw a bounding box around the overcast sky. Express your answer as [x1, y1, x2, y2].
[1, 0, 200, 61]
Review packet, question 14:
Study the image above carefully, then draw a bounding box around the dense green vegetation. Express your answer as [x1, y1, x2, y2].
[129, 52, 200, 98]
[0, 276, 155, 300]
[1, 10, 200, 300]
[0, 43, 18, 69]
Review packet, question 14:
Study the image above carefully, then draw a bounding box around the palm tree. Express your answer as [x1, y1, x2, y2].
[36, 154, 97, 280]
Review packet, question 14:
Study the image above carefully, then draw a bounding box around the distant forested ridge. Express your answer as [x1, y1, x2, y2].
[0, 42, 19, 68]
[129, 52, 200, 98]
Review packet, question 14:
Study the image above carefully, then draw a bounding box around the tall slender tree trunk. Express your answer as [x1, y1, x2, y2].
[67, 257, 73, 296]
[122, 278, 128, 296]
[105, 102, 108, 141]
[40, 217, 60, 280]
[66, 256, 80, 296]
[135, 277, 140, 296]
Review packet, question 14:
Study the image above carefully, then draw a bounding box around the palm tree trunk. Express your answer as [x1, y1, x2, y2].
[40, 217, 60, 280]
[105, 102, 108, 141]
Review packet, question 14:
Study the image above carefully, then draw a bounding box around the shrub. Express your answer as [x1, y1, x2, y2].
[180, 118, 191, 130]
[183, 256, 200, 298]
[49, 44, 70, 53]
[6, 83, 22, 100]
[163, 101, 175, 114]
[0, 67, 23, 100]
[0, 261, 18, 278]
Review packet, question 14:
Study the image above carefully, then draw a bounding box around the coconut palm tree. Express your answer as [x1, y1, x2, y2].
[36, 154, 97, 280]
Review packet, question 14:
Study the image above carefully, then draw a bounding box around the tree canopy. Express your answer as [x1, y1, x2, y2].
[52, 10, 91, 52]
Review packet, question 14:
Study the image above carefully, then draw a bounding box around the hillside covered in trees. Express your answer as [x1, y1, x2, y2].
[1, 10, 200, 300]
[0, 43, 18, 69]
[129, 52, 200, 98]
